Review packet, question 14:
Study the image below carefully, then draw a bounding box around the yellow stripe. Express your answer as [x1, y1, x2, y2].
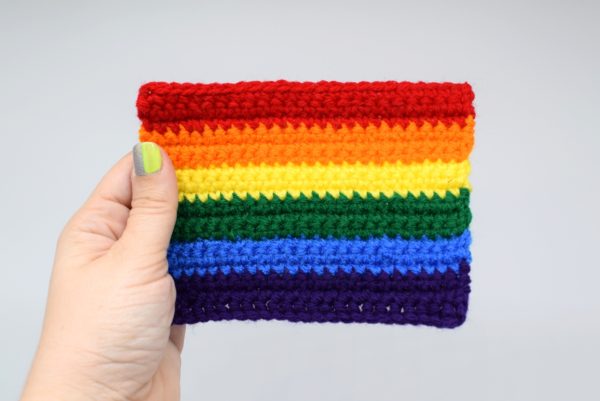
[176, 161, 471, 201]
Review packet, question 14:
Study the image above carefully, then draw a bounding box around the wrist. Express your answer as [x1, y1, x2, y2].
[21, 346, 123, 401]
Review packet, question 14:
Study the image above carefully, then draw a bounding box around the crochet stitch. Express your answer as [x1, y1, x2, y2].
[136, 80, 475, 328]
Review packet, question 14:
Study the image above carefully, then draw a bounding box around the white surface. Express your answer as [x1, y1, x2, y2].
[1, 1, 599, 400]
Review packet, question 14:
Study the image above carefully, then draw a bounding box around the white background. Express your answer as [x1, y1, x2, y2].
[1, 1, 599, 400]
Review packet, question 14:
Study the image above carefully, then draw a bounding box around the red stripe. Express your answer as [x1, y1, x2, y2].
[137, 80, 475, 124]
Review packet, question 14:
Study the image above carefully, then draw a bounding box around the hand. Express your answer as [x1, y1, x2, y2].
[21, 142, 185, 401]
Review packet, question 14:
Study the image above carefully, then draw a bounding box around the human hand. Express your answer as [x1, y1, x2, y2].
[21, 142, 185, 401]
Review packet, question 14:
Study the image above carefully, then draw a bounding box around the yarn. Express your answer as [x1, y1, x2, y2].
[171, 201, 471, 241]
[137, 81, 475, 122]
[176, 161, 471, 201]
[167, 231, 472, 278]
[172, 262, 471, 328]
[139, 117, 475, 167]
[136, 80, 475, 327]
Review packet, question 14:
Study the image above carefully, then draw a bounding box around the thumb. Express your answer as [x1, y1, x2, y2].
[116, 142, 178, 260]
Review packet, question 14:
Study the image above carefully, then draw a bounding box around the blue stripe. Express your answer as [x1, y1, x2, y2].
[167, 231, 471, 278]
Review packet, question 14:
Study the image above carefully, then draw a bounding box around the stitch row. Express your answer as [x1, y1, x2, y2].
[172, 208, 471, 241]
[176, 160, 471, 202]
[140, 117, 474, 145]
[172, 262, 470, 327]
[138, 81, 475, 123]
[176, 188, 470, 218]
[161, 141, 472, 168]
[167, 232, 471, 277]
[141, 116, 474, 133]
[144, 117, 474, 167]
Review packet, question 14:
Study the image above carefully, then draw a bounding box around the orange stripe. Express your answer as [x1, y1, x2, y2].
[139, 117, 474, 168]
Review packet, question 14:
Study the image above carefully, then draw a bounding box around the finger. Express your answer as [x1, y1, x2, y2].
[57, 152, 134, 263]
[169, 325, 186, 353]
[116, 142, 178, 260]
[84, 152, 133, 211]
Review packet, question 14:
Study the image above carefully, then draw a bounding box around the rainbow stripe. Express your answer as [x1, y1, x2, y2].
[137, 80, 475, 327]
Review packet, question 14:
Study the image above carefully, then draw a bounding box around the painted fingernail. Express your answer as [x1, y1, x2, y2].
[133, 142, 162, 176]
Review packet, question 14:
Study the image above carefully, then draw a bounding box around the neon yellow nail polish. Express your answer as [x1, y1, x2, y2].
[133, 142, 162, 175]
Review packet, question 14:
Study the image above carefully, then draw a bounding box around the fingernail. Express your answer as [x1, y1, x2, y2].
[133, 142, 162, 176]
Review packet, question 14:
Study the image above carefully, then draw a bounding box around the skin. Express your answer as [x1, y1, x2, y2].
[21, 146, 184, 401]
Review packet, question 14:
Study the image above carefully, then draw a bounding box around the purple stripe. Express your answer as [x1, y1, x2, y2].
[172, 261, 470, 328]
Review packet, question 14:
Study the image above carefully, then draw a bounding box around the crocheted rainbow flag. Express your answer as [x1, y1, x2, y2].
[137, 80, 475, 328]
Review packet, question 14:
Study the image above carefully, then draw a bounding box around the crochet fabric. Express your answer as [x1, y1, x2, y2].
[136, 80, 475, 328]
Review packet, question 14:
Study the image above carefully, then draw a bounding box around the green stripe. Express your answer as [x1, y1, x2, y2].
[173, 189, 471, 241]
